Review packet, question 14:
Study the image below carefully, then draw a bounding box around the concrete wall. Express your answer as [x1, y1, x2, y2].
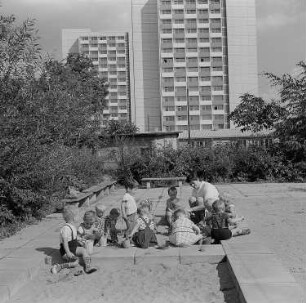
[131, 0, 162, 132]
[226, 0, 258, 117]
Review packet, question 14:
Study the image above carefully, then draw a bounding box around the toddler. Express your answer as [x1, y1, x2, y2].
[128, 203, 158, 249]
[165, 186, 181, 227]
[51, 207, 96, 274]
[121, 179, 138, 237]
[169, 208, 203, 247]
[77, 210, 98, 254]
[94, 204, 107, 246]
[104, 208, 121, 244]
[206, 200, 249, 244]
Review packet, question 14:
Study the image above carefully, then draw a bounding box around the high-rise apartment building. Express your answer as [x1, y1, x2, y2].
[131, 0, 258, 131]
[62, 29, 131, 124]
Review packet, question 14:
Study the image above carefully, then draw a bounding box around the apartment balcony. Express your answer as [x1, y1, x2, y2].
[159, 3, 171, 10]
[172, 12, 184, 19]
[210, 3, 221, 10]
[161, 42, 173, 49]
[174, 69, 186, 77]
[173, 51, 185, 58]
[175, 91, 187, 98]
[173, 42, 186, 48]
[161, 60, 174, 68]
[160, 13, 172, 19]
[186, 61, 198, 68]
[185, 4, 196, 10]
[173, 32, 185, 39]
[188, 90, 200, 97]
[172, 23, 185, 29]
[160, 23, 173, 30]
[163, 111, 176, 116]
[186, 42, 198, 49]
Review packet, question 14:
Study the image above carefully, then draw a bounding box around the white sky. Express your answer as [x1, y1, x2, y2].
[1, 0, 305, 99]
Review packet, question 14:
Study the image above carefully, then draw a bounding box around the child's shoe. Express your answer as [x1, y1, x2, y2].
[84, 257, 97, 274]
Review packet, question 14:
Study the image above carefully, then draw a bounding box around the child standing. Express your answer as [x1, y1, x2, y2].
[165, 186, 181, 227]
[77, 210, 98, 255]
[128, 204, 158, 248]
[104, 208, 121, 244]
[169, 208, 203, 247]
[121, 180, 138, 237]
[51, 207, 97, 274]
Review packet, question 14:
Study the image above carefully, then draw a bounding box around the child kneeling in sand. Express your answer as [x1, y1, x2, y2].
[169, 208, 203, 247]
[128, 203, 158, 249]
[206, 200, 250, 244]
[51, 207, 97, 274]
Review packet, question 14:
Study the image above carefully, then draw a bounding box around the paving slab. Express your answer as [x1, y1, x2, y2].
[239, 283, 304, 303]
[222, 240, 274, 255]
[179, 244, 225, 265]
[0, 286, 10, 303]
[0, 269, 29, 299]
[227, 254, 296, 284]
[91, 246, 136, 267]
[134, 247, 180, 266]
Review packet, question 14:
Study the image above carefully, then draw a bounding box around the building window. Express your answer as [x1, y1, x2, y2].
[213, 105, 223, 110]
[198, 19, 209, 23]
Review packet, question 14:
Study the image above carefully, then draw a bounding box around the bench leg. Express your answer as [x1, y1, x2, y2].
[178, 181, 182, 187]
[146, 182, 151, 189]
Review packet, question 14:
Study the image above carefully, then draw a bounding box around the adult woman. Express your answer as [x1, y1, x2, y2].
[186, 175, 219, 224]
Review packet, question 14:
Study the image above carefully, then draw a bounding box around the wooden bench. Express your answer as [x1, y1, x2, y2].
[141, 177, 186, 189]
[62, 180, 117, 207]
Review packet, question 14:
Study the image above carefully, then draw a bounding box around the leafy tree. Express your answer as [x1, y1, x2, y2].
[104, 120, 139, 136]
[229, 93, 285, 133]
[230, 62, 306, 145]
[229, 61, 306, 162]
[0, 15, 109, 228]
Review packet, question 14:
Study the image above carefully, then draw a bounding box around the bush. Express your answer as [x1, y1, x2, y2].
[117, 143, 306, 184]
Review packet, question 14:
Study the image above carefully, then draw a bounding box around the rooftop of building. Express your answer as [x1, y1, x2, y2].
[179, 129, 273, 139]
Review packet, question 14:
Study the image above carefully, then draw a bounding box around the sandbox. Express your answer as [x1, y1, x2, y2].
[9, 260, 239, 303]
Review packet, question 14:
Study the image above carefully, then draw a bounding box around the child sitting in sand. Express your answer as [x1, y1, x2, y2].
[121, 179, 138, 237]
[77, 210, 98, 254]
[206, 200, 250, 244]
[94, 204, 107, 246]
[165, 186, 181, 227]
[51, 207, 96, 275]
[104, 208, 121, 245]
[128, 203, 158, 249]
[169, 208, 203, 247]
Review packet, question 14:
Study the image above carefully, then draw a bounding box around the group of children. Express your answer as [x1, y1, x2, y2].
[52, 181, 250, 274]
[165, 186, 250, 246]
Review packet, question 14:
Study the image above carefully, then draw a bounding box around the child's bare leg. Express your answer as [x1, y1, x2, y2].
[231, 227, 251, 237]
[51, 256, 78, 274]
[75, 247, 97, 274]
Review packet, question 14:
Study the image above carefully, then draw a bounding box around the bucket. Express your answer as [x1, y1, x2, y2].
[121, 238, 130, 248]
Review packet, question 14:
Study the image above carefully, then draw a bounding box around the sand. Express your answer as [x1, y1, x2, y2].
[8, 184, 306, 302]
[10, 262, 238, 303]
